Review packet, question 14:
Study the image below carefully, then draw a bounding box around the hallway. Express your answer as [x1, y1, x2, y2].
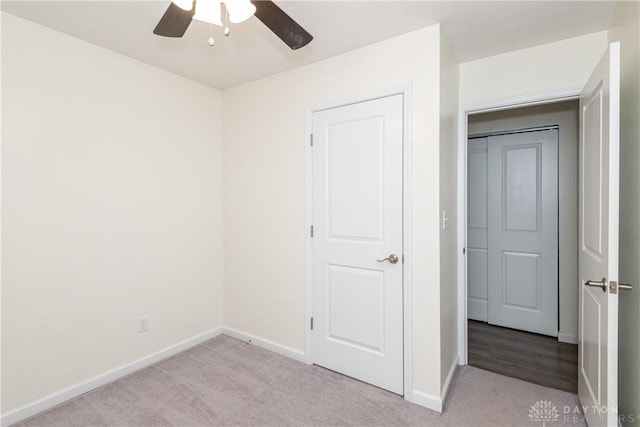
[468, 320, 578, 393]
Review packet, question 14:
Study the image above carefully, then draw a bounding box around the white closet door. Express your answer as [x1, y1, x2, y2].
[467, 137, 489, 321]
[487, 129, 559, 336]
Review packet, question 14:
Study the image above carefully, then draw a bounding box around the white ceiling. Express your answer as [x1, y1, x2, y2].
[1, 0, 617, 89]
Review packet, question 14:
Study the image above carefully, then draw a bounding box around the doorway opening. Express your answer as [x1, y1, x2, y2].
[464, 100, 579, 393]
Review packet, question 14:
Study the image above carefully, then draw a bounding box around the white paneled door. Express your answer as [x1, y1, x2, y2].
[467, 129, 559, 337]
[467, 138, 489, 321]
[487, 129, 559, 336]
[311, 94, 403, 395]
[578, 42, 620, 427]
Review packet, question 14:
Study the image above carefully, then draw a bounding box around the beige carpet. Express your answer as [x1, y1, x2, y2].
[14, 335, 586, 427]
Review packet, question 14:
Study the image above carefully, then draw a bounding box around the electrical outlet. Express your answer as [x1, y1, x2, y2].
[138, 316, 149, 333]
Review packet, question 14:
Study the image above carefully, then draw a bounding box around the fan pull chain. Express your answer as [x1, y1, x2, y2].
[208, 21, 215, 46]
[224, 5, 230, 36]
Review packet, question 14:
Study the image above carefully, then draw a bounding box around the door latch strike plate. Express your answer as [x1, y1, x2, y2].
[610, 281, 618, 294]
[310, 317, 314, 330]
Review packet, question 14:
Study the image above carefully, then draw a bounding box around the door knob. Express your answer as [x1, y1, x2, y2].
[610, 281, 634, 294]
[584, 278, 607, 292]
[377, 254, 399, 264]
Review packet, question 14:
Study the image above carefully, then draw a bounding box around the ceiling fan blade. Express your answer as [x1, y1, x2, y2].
[252, 0, 313, 50]
[153, 2, 195, 38]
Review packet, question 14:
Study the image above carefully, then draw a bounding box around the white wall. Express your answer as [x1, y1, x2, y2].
[608, 1, 640, 425]
[222, 25, 446, 402]
[468, 101, 579, 343]
[460, 31, 608, 106]
[438, 31, 459, 392]
[1, 12, 224, 415]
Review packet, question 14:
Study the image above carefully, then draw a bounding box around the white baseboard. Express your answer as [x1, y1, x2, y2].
[408, 356, 459, 414]
[558, 332, 578, 344]
[0, 328, 223, 427]
[441, 356, 459, 407]
[410, 389, 443, 413]
[5, 326, 433, 425]
[221, 327, 307, 363]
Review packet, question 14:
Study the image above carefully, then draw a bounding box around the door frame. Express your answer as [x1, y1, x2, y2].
[457, 88, 581, 364]
[304, 84, 415, 400]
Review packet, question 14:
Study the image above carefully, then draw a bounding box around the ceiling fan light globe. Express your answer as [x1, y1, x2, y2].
[225, 0, 256, 23]
[193, 0, 223, 25]
[171, 0, 193, 11]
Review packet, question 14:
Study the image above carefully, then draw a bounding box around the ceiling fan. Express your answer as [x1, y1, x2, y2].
[153, 0, 313, 50]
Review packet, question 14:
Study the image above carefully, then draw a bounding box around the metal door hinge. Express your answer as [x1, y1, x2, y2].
[310, 134, 314, 147]
[310, 225, 314, 237]
[310, 317, 314, 330]
[463, 247, 466, 255]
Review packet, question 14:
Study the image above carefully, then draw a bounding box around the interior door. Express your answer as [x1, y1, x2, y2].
[578, 42, 620, 427]
[311, 94, 403, 394]
[487, 129, 559, 336]
[467, 137, 489, 322]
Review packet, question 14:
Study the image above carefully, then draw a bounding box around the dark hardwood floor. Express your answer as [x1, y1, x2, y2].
[468, 320, 578, 393]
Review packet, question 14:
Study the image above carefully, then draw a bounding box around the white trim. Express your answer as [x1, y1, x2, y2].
[307, 85, 412, 113]
[410, 390, 444, 413]
[457, 88, 582, 366]
[402, 84, 415, 402]
[0, 328, 223, 427]
[606, 43, 621, 427]
[304, 107, 314, 366]
[441, 356, 459, 408]
[221, 327, 306, 363]
[462, 87, 582, 115]
[408, 357, 458, 414]
[304, 83, 415, 401]
[558, 332, 578, 344]
[457, 96, 469, 365]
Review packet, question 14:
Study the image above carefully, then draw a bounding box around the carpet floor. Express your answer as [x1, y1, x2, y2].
[14, 335, 586, 427]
